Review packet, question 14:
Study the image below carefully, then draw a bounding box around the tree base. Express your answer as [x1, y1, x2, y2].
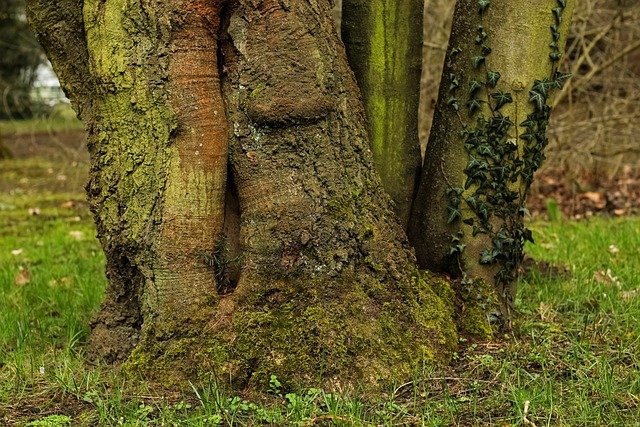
[120, 273, 458, 393]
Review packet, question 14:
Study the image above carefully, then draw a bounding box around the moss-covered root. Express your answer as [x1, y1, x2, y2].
[124, 272, 457, 394]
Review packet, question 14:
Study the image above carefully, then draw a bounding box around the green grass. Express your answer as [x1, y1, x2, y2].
[1, 150, 639, 425]
[0, 104, 84, 136]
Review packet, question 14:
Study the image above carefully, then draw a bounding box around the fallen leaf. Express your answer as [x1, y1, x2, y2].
[69, 230, 84, 240]
[11, 249, 23, 256]
[609, 245, 620, 254]
[15, 266, 31, 285]
[28, 207, 40, 215]
[621, 289, 639, 301]
[60, 200, 75, 208]
[593, 269, 621, 288]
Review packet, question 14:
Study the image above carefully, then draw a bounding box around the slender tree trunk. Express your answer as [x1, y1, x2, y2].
[28, 0, 457, 391]
[341, 0, 423, 229]
[409, 0, 574, 333]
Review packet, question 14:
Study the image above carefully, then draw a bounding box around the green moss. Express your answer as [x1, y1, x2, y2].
[455, 278, 500, 339]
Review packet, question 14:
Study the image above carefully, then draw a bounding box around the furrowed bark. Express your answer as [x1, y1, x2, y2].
[341, 0, 423, 229]
[26, 0, 95, 123]
[409, 0, 574, 331]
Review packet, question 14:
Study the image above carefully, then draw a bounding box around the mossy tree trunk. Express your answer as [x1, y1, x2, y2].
[341, 0, 423, 229]
[409, 0, 574, 331]
[27, 0, 457, 391]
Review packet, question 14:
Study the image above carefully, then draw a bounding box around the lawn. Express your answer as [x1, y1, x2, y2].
[1, 123, 639, 426]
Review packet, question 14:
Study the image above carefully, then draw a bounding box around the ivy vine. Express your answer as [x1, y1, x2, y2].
[445, 0, 571, 306]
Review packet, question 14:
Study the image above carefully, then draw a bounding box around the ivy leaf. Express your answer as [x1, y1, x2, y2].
[451, 46, 463, 55]
[479, 248, 499, 264]
[549, 51, 562, 62]
[447, 96, 459, 111]
[447, 207, 462, 224]
[523, 228, 534, 243]
[487, 71, 501, 88]
[481, 45, 492, 56]
[520, 117, 537, 129]
[491, 90, 513, 110]
[469, 79, 483, 93]
[552, 7, 563, 24]
[519, 132, 536, 143]
[449, 76, 460, 91]
[529, 90, 546, 110]
[553, 71, 572, 88]
[463, 218, 475, 226]
[557, 0, 567, 8]
[467, 97, 482, 115]
[478, 0, 490, 13]
[471, 56, 485, 69]
[489, 114, 514, 133]
[532, 79, 551, 97]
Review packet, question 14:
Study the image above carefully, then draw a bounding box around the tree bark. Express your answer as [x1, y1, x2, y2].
[342, 0, 423, 229]
[28, 0, 457, 391]
[409, 0, 574, 332]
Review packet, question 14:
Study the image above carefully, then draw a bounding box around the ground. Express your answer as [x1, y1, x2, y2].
[1, 126, 639, 426]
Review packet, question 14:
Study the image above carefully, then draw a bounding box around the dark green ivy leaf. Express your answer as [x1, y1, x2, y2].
[451, 46, 463, 55]
[553, 71, 572, 88]
[491, 90, 513, 110]
[447, 207, 462, 224]
[447, 96, 459, 111]
[519, 132, 536, 143]
[487, 71, 501, 88]
[549, 51, 562, 62]
[529, 90, 546, 110]
[552, 7, 563, 24]
[479, 248, 499, 264]
[478, 0, 490, 13]
[481, 45, 492, 56]
[469, 79, 483, 93]
[467, 97, 482, 115]
[471, 56, 485, 69]
[557, 0, 567, 7]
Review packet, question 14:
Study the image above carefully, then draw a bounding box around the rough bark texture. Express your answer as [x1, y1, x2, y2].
[28, 0, 228, 361]
[409, 0, 574, 332]
[341, 0, 423, 229]
[28, 0, 458, 391]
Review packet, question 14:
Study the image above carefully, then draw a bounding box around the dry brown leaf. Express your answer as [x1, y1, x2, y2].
[15, 266, 31, 285]
[593, 269, 621, 288]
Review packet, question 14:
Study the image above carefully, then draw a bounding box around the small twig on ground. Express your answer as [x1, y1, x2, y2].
[523, 400, 537, 427]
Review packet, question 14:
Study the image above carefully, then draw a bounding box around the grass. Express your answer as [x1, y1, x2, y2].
[0, 104, 84, 136]
[1, 125, 640, 425]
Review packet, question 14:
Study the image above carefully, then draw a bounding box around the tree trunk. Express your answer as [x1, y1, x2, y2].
[341, 0, 423, 229]
[409, 0, 574, 333]
[28, 0, 457, 391]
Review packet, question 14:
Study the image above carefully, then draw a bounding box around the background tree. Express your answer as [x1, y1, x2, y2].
[26, 0, 573, 392]
[0, 0, 42, 120]
[342, 0, 423, 228]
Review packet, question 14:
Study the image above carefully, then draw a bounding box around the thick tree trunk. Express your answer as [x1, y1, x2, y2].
[28, 0, 457, 391]
[409, 0, 574, 332]
[341, 0, 423, 229]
